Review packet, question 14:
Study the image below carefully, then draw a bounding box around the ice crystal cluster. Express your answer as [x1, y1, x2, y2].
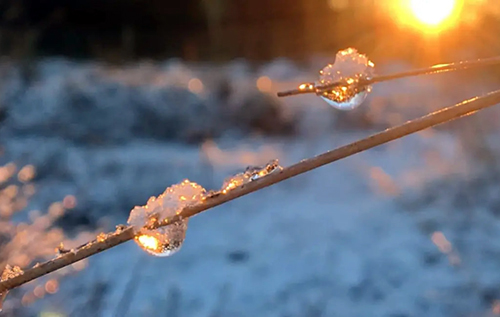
[316, 48, 375, 110]
[127, 180, 206, 257]
[220, 159, 282, 193]
[128, 160, 282, 257]
[0, 265, 23, 312]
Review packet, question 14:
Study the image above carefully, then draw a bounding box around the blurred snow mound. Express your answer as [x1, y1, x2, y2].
[0, 58, 297, 144]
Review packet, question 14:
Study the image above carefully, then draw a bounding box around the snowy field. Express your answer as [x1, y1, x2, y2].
[1, 57, 500, 316]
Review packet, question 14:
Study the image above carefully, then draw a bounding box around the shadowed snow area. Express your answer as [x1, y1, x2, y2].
[1, 58, 500, 316]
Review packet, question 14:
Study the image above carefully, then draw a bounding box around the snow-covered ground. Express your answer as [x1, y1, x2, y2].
[1, 58, 500, 316]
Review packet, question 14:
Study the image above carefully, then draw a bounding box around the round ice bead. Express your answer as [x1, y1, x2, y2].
[127, 180, 205, 257]
[316, 48, 374, 110]
[134, 220, 188, 257]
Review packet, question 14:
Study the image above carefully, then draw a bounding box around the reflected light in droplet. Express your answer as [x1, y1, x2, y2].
[136, 234, 160, 251]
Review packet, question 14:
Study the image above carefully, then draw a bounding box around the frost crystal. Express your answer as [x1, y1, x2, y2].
[220, 173, 250, 194]
[0, 265, 24, 311]
[316, 48, 374, 110]
[96, 232, 107, 242]
[1, 264, 23, 282]
[127, 179, 205, 257]
[220, 159, 282, 194]
[245, 159, 282, 181]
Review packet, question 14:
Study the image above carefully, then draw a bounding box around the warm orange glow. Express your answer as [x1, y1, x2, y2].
[48, 202, 64, 218]
[22, 183, 36, 197]
[72, 260, 87, 271]
[0, 163, 16, 184]
[136, 234, 160, 251]
[369, 167, 399, 196]
[21, 293, 35, 306]
[298, 83, 314, 92]
[63, 195, 77, 209]
[431, 231, 452, 253]
[410, 0, 455, 25]
[45, 279, 59, 294]
[390, 0, 462, 33]
[4, 185, 18, 199]
[222, 182, 237, 194]
[256, 76, 272, 92]
[188, 78, 204, 94]
[33, 285, 45, 298]
[96, 232, 107, 242]
[18, 164, 35, 182]
[493, 300, 500, 315]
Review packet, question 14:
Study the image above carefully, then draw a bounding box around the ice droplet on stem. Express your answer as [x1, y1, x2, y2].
[316, 48, 375, 110]
[134, 221, 188, 257]
[127, 180, 206, 257]
[220, 159, 282, 194]
[127, 161, 282, 257]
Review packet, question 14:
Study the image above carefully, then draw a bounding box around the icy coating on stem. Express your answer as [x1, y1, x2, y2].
[127, 180, 206, 257]
[127, 161, 281, 257]
[0, 265, 23, 311]
[316, 48, 375, 110]
[220, 159, 282, 194]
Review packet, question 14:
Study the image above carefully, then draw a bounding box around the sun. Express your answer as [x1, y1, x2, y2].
[389, 0, 462, 33]
[409, 0, 456, 26]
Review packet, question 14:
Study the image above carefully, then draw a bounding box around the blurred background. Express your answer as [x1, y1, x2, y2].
[2, 0, 500, 316]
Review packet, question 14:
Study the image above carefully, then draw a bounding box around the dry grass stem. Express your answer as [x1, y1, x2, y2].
[2, 89, 500, 294]
[277, 56, 500, 97]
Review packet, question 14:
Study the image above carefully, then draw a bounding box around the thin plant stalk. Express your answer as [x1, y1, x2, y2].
[277, 56, 500, 97]
[2, 89, 500, 294]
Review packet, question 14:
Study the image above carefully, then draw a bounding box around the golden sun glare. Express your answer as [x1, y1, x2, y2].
[410, 0, 456, 26]
[390, 0, 462, 33]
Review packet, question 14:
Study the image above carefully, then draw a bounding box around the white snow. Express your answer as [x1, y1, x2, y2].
[3, 57, 500, 316]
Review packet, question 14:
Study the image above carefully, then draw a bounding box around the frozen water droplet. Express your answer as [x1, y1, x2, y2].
[127, 180, 205, 257]
[316, 48, 374, 110]
[220, 159, 282, 193]
[246, 159, 282, 181]
[319, 91, 369, 110]
[134, 220, 188, 257]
